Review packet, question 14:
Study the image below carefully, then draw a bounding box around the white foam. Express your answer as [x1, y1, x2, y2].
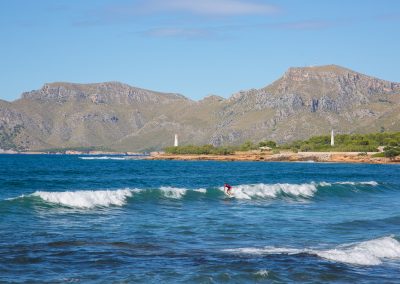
[334, 181, 378, 186]
[255, 270, 269, 277]
[318, 181, 378, 187]
[224, 236, 400, 266]
[159, 187, 187, 199]
[5, 195, 26, 201]
[32, 189, 134, 208]
[79, 156, 126, 160]
[158, 187, 208, 198]
[315, 236, 400, 265]
[225, 246, 303, 255]
[220, 183, 318, 200]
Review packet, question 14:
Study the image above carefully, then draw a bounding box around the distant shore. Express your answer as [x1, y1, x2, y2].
[148, 151, 400, 164]
[1, 149, 399, 164]
[0, 150, 149, 156]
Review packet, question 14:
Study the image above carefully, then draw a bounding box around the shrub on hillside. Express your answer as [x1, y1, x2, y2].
[259, 140, 277, 148]
[383, 146, 400, 159]
[239, 141, 257, 151]
[164, 145, 234, 155]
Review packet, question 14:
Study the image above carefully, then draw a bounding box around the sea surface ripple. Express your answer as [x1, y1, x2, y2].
[1, 155, 400, 283]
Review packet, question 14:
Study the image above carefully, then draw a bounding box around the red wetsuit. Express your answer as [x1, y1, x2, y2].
[224, 183, 232, 193]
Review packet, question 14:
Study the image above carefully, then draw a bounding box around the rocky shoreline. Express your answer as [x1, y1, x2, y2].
[148, 151, 400, 164]
[1, 150, 399, 164]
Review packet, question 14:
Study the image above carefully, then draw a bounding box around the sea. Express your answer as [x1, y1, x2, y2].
[1, 155, 400, 283]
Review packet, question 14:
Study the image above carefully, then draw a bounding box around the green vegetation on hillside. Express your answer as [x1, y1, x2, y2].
[164, 140, 277, 155]
[164, 145, 234, 155]
[165, 132, 400, 157]
[283, 132, 400, 154]
[239, 140, 277, 151]
[383, 146, 400, 159]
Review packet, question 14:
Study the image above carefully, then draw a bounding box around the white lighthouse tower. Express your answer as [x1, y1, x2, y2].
[331, 129, 335, 146]
[174, 134, 179, 147]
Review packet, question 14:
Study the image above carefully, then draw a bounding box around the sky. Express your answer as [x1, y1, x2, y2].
[0, 0, 399, 101]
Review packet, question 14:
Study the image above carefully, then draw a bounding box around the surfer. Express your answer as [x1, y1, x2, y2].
[224, 183, 233, 195]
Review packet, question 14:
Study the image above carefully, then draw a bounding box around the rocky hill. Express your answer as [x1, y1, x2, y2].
[1, 65, 399, 151]
[210, 65, 400, 145]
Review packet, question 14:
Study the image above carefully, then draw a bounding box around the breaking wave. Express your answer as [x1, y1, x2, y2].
[218, 181, 379, 200]
[3, 181, 381, 209]
[223, 236, 400, 266]
[221, 183, 318, 200]
[6, 187, 204, 209]
[159, 187, 187, 199]
[32, 189, 135, 208]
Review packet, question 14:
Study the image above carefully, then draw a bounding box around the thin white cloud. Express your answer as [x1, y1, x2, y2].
[139, 0, 279, 16]
[73, 1, 279, 26]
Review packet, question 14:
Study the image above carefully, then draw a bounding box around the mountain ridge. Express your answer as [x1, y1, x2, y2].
[1, 65, 399, 151]
[4, 64, 400, 103]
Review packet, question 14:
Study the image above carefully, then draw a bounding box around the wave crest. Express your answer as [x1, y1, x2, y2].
[222, 183, 318, 200]
[159, 187, 187, 199]
[317, 236, 400, 265]
[4, 181, 381, 208]
[224, 236, 400, 266]
[32, 189, 134, 208]
[320, 181, 379, 187]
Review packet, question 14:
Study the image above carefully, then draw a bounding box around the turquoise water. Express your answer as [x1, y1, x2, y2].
[1, 155, 400, 283]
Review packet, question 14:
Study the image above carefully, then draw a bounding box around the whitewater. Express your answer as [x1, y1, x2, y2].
[224, 236, 400, 266]
[6, 180, 381, 209]
[1, 155, 400, 283]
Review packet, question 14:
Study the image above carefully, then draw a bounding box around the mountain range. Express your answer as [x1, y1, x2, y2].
[1, 65, 399, 151]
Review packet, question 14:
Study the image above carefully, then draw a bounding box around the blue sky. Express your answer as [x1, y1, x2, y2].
[0, 0, 399, 101]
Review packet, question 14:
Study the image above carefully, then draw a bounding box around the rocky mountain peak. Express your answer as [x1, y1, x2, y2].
[267, 64, 400, 97]
[283, 65, 356, 81]
[199, 95, 225, 103]
[286, 64, 352, 73]
[20, 81, 189, 104]
[226, 65, 400, 118]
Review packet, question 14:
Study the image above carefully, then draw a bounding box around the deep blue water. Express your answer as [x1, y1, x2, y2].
[1, 155, 400, 283]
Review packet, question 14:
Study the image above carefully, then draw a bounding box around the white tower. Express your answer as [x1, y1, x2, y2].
[174, 134, 178, 147]
[331, 129, 335, 146]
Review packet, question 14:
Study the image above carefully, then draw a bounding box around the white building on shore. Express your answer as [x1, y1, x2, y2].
[174, 134, 179, 147]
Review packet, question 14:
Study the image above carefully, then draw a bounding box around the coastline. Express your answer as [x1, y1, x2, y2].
[147, 151, 400, 164]
[1, 150, 399, 164]
[0, 150, 149, 156]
